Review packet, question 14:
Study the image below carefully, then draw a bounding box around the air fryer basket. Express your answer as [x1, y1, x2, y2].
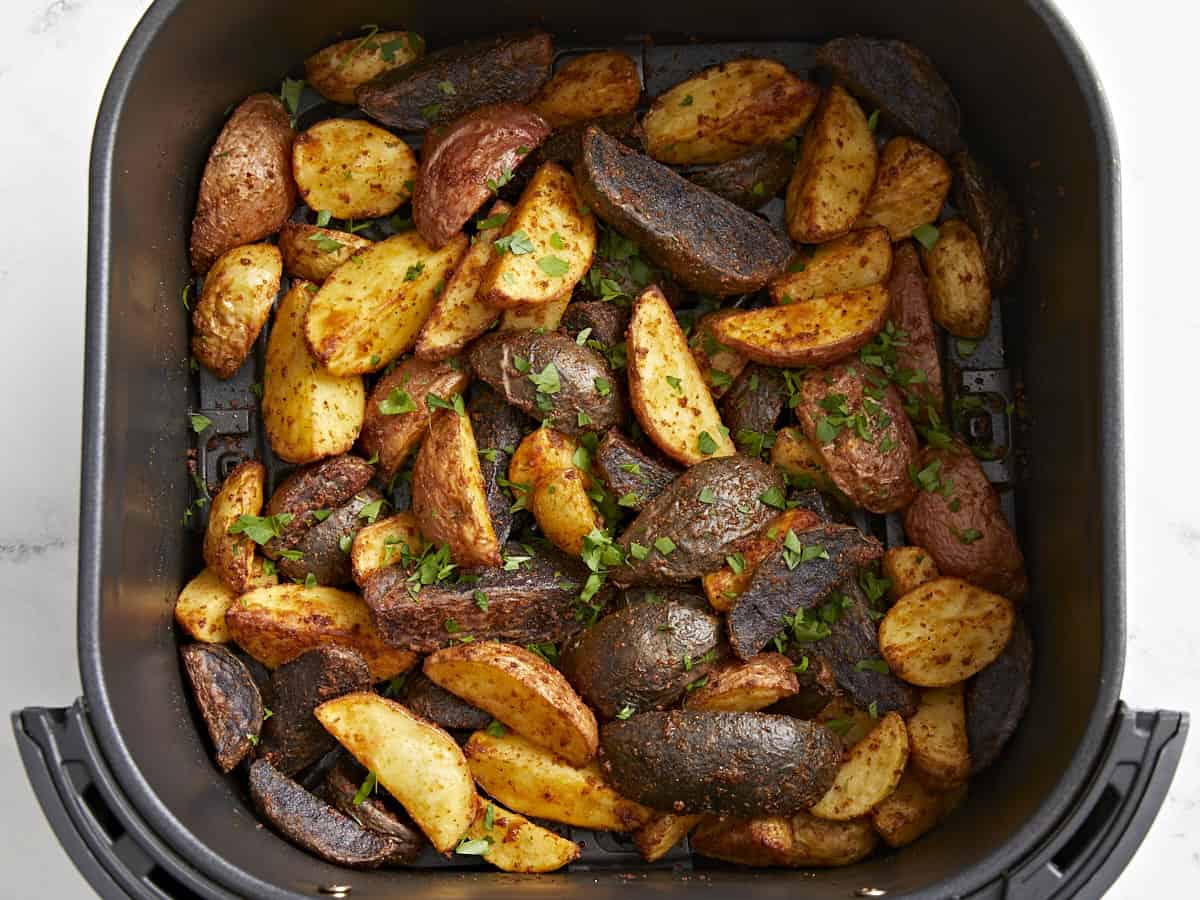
[13, 1, 1188, 898]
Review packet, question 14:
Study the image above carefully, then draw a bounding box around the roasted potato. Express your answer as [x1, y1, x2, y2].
[856, 138, 952, 240]
[920, 218, 991, 338]
[292, 119, 417, 220]
[785, 85, 878, 244]
[689, 310, 749, 398]
[467, 800, 580, 873]
[952, 151, 1023, 290]
[529, 50, 641, 128]
[886, 240, 945, 419]
[769, 227, 892, 306]
[189, 93, 296, 273]
[593, 429, 680, 512]
[701, 507, 823, 612]
[191, 243, 282, 379]
[812, 694, 877, 747]
[274, 487, 381, 585]
[262, 455, 375, 552]
[277, 223, 373, 284]
[508, 428, 600, 556]
[467, 387, 530, 547]
[871, 771, 965, 848]
[686, 143, 795, 210]
[203, 459, 266, 593]
[498, 292, 572, 332]
[769, 427, 837, 493]
[532, 111, 644, 170]
[966, 616, 1033, 773]
[400, 671, 491, 733]
[633, 813, 704, 863]
[304, 30, 424, 105]
[883, 546, 940, 601]
[323, 757, 427, 857]
[907, 684, 970, 789]
[349, 512, 424, 588]
[561, 300, 630, 351]
[683, 653, 800, 712]
[175, 568, 241, 643]
[181, 643, 264, 772]
[692, 811, 878, 867]
[810, 712, 909, 821]
[721, 365, 787, 439]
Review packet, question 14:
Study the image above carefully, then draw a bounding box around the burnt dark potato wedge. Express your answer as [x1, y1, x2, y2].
[686, 144, 794, 210]
[533, 112, 643, 169]
[967, 616, 1033, 773]
[400, 671, 492, 732]
[181, 644, 264, 773]
[601, 711, 842, 816]
[263, 455, 375, 556]
[577, 127, 792, 296]
[594, 429, 680, 513]
[721, 365, 787, 439]
[323, 758, 427, 856]
[952, 151, 1024, 290]
[468, 386, 531, 547]
[276, 488, 383, 585]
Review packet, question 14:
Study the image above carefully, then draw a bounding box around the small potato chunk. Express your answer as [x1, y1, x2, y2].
[684, 653, 800, 713]
[468, 800, 580, 873]
[633, 813, 704, 863]
[278, 223, 373, 283]
[814, 695, 878, 747]
[530, 50, 642, 128]
[191, 243, 282, 379]
[692, 811, 878, 868]
[883, 546, 940, 601]
[203, 460, 266, 593]
[702, 507, 823, 612]
[304, 30, 424, 105]
[872, 771, 965, 848]
[629, 285, 735, 465]
[509, 428, 600, 556]
[921, 219, 991, 338]
[879, 577, 1015, 687]
[349, 512, 424, 587]
[315, 692, 476, 853]
[689, 310, 749, 398]
[498, 292, 571, 332]
[769, 227, 892, 306]
[785, 85, 878, 244]
[810, 712, 909, 821]
[908, 685, 970, 789]
[181, 644, 264, 773]
[425, 642, 599, 765]
[293, 119, 417, 220]
[175, 568, 240, 643]
[856, 138, 952, 240]
[770, 427, 837, 493]
[643, 59, 820, 165]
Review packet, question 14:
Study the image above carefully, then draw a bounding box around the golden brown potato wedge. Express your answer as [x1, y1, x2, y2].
[315, 692, 476, 853]
[425, 642, 598, 765]
[689, 310, 749, 399]
[226, 584, 416, 679]
[349, 512, 425, 588]
[813, 695, 877, 747]
[467, 800, 580, 873]
[702, 507, 824, 612]
[305, 230, 468, 375]
[174, 568, 243, 643]
[529, 50, 642, 128]
[691, 811, 877, 868]
[293, 119, 417, 220]
[769, 227, 892, 306]
[642, 59, 820, 165]
[856, 138, 952, 240]
[882, 546, 940, 601]
[191, 243, 282, 379]
[203, 460, 266, 593]
[920, 218, 992, 338]
[785, 85, 878, 244]
[684, 653, 800, 712]
[629, 285, 735, 465]
[633, 813, 704, 863]
[478, 162, 596, 308]
[769, 427, 838, 493]
[508, 428, 600, 556]
[498, 292, 571, 332]
[810, 712, 909, 821]
[710, 284, 890, 367]
[277, 223, 373, 283]
[880, 577, 1015, 687]
[907, 685, 970, 789]
[872, 771, 965, 848]
[304, 30, 424, 105]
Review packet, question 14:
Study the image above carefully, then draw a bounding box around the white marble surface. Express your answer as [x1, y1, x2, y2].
[0, 1, 1195, 896]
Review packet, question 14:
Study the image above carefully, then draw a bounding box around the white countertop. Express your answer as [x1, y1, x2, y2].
[0, 1, 1194, 896]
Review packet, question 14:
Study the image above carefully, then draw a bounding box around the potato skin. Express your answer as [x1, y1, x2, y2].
[966, 616, 1033, 773]
[594, 429, 680, 513]
[191, 243, 282, 380]
[887, 241, 945, 421]
[561, 300, 630, 350]
[401, 670, 492, 733]
[190, 93, 296, 273]
[529, 50, 641, 128]
[181, 643, 264, 772]
[952, 151, 1024, 290]
[275, 487, 381, 585]
[323, 758, 426, 857]
[532, 112, 643, 171]
[687, 144, 795, 210]
[467, 386, 530, 547]
[263, 454, 375, 556]
[721, 365, 787, 438]
[692, 811, 877, 867]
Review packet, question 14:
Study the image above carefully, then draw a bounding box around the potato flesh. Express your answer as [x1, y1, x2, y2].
[278, 223, 372, 283]
[349, 512, 424, 588]
[510, 428, 600, 556]
[907, 685, 971, 789]
[921, 218, 992, 338]
[468, 800, 580, 872]
[191, 243, 282, 380]
[304, 31, 424, 105]
[203, 460, 266, 593]
[871, 771, 965, 848]
[769, 427, 837, 493]
[882, 546, 940, 601]
[293, 118, 417, 219]
[691, 811, 877, 867]
[174, 568, 240, 643]
[498, 292, 571, 332]
[809, 712, 909, 820]
[856, 137, 952, 240]
[529, 50, 642, 128]
[689, 310, 749, 398]
[633, 813, 704, 863]
[769, 227, 892, 306]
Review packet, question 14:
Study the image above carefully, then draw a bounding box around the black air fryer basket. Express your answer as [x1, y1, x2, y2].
[13, 1, 1189, 897]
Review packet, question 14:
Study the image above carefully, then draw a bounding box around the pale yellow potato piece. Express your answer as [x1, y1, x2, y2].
[684, 653, 800, 712]
[691, 811, 877, 867]
[498, 292, 571, 332]
[814, 694, 877, 747]
[293, 118, 417, 219]
[770, 427, 837, 493]
[349, 512, 424, 588]
[202, 460, 265, 593]
[468, 800, 580, 873]
[856, 138, 952, 240]
[688, 310, 748, 399]
[880, 577, 1015, 687]
[305, 230, 468, 375]
[872, 771, 966, 848]
[810, 712, 909, 821]
[632, 813, 705, 863]
[509, 428, 599, 556]
[277, 223, 373, 283]
[304, 30, 424, 105]
[262, 280, 365, 464]
[769, 227, 893, 306]
[315, 692, 475, 853]
[191, 243, 282, 379]
[907, 685, 971, 789]
[174, 568, 241, 643]
[529, 50, 641, 128]
[920, 218, 992, 339]
[882, 546, 940, 601]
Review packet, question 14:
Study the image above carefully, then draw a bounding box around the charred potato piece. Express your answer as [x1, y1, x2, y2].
[181, 643, 264, 772]
[689, 309, 749, 397]
[920, 219, 991, 338]
[304, 30, 424, 104]
[293, 119, 417, 220]
[856, 138, 952, 240]
[203, 459, 266, 594]
[323, 758, 426, 857]
[508, 428, 601, 556]
[468, 800, 581, 873]
[683, 653, 800, 712]
[350, 512, 424, 588]
[702, 507, 823, 613]
[722, 365, 787, 439]
[633, 813, 704, 863]
[263, 454, 375, 553]
[810, 712, 909, 821]
[872, 770, 966, 848]
[498, 292, 572, 332]
[191, 243, 282, 379]
[887, 241, 945, 420]
[400, 671, 492, 733]
[278, 223, 373, 283]
[561, 300, 630, 350]
[966, 616, 1033, 773]
[692, 811, 878, 867]
[175, 568, 239, 644]
[952, 151, 1023, 290]
[593, 429, 680, 513]
[907, 684, 970, 789]
[686, 143, 794, 210]
[468, 386, 530, 547]
[770, 427, 837, 494]
[883, 546, 940, 601]
[769, 227, 893, 306]
[189, 93, 296, 273]
[529, 50, 641, 128]
[275, 487, 382, 585]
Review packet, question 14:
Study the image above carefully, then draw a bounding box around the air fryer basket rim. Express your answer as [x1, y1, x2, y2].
[77, 0, 1123, 896]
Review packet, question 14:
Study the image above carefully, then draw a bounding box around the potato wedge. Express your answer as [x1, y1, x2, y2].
[814, 695, 877, 747]
[509, 428, 600, 556]
[304, 30, 424, 105]
[692, 811, 878, 867]
[684, 653, 800, 713]
[687, 143, 795, 210]
[810, 712, 909, 821]
[202, 460, 266, 593]
[879, 577, 1015, 687]
[629, 285, 735, 465]
[633, 813, 704, 863]
[498, 292, 571, 332]
[769, 227, 892, 306]
[785, 85, 878, 244]
[315, 692, 476, 853]
[710, 284, 890, 367]
[468, 800, 580, 873]
[872, 771, 965, 848]
[952, 151, 1023, 290]
[278, 223, 373, 284]
[305, 230, 468, 375]
[883, 546, 940, 601]
[181, 644, 264, 773]
[689, 310, 748, 398]
[425, 643, 598, 765]
[908, 685, 970, 789]
[921, 218, 992, 338]
[191, 243, 282, 379]
[175, 568, 240, 643]
[261, 280, 365, 464]
[349, 512, 425, 587]
[701, 507, 823, 612]
[769, 427, 837, 493]
[856, 138, 952, 240]
[226, 584, 416, 679]
[464, 729, 654, 831]
[478, 162, 596, 308]
[529, 50, 641, 128]
[412, 408, 500, 568]
[642, 59, 819, 165]
[293, 119, 417, 220]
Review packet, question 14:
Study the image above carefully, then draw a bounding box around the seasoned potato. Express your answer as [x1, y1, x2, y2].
[785, 85, 878, 244]
[856, 138, 952, 239]
[689, 310, 749, 398]
[305, 230, 468, 375]
[202, 460, 266, 593]
[181, 644, 264, 773]
[643, 60, 818, 165]
[810, 712, 909, 821]
[349, 512, 424, 587]
[262, 455, 375, 552]
[908, 685, 970, 789]
[425, 642, 599, 765]
[952, 150, 1023, 290]
[967, 617, 1033, 773]
[686, 143, 795, 210]
[191, 243, 282, 379]
[872, 771, 965, 848]
[292, 119, 417, 220]
[304, 30, 424, 105]
[684, 653, 800, 712]
[315, 692, 477, 853]
[628, 285, 735, 465]
[692, 811, 878, 868]
[701, 507, 823, 612]
[887, 240, 944, 420]
[189, 93, 296, 273]
[277, 223, 372, 283]
[271, 487, 380, 586]
[468, 800, 580, 873]
[769, 227, 892, 306]
[508, 428, 600, 556]
[175, 567, 241, 643]
[530, 50, 641, 128]
[633, 813, 704, 863]
[920, 218, 991, 338]
[769, 427, 837, 493]
[813, 695, 877, 747]
[498, 292, 571, 332]
[478, 162, 596, 308]
[593, 429, 679, 513]
[883, 546, 940, 601]
[879, 577, 1015, 687]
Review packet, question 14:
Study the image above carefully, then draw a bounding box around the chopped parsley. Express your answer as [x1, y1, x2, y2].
[494, 229, 534, 255]
[697, 431, 718, 456]
[538, 255, 570, 277]
[378, 387, 416, 415]
[189, 413, 212, 433]
[228, 513, 293, 545]
[912, 223, 940, 250]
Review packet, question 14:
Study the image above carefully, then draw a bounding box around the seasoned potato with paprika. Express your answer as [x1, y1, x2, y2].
[769, 227, 893, 306]
[467, 800, 580, 873]
[191, 243, 282, 379]
[907, 684, 971, 789]
[856, 137, 952, 240]
[203, 460, 267, 593]
[349, 512, 424, 587]
[508, 428, 601, 556]
[304, 30, 424, 105]
[530, 50, 641, 127]
[277, 223, 372, 284]
[292, 119, 417, 220]
[692, 811, 878, 867]
[920, 219, 992, 338]
[174, 568, 242, 644]
[809, 712, 909, 821]
[883, 546, 940, 600]
[872, 772, 966, 848]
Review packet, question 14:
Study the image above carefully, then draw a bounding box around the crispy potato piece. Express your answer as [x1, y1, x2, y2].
[202, 460, 265, 593]
[181, 644, 264, 773]
[687, 143, 795, 210]
[883, 546, 940, 601]
[814, 694, 878, 747]
[349, 512, 424, 587]
[293, 119, 417, 220]
[642, 60, 819, 165]
[175, 568, 240, 643]
[425, 643, 598, 765]
[951, 151, 1022, 290]
[315, 692, 477, 853]
[887, 240, 945, 420]
[785, 85, 878, 244]
[530, 50, 641, 128]
[277, 223, 373, 283]
[689, 310, 749, 398]
[261, 280, 365, 464]
[710, 284, 890, 367]
[702, 507, 823, 612]
[464, 729, 654, 832]
[684, 653, 800, 713]
[810, 712, 909, 821]
[856, 138, 952, 240]
[770, 427, 837, 493]
[509, 428, 600, 556]
[498, 292, 571, 332]
[629, 285, 735, 465]
[692, 811, 878, 867]
[304, 30, 424, 105]
[633, 813, 704, 863]
[921, 219, 991, 338]
[872, 771, 965, 848]
[468, 800, 580, 873]
[191, 243, 282, 379]
[412, 409, 500, 568]
[478, 162, 596, 308]
[769, 228, 892, 306]
[908, 685, 970, 789]
[305, 230, 468, 375]
[226, 584, 416, 679]
[879, 577, 1015, 687]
